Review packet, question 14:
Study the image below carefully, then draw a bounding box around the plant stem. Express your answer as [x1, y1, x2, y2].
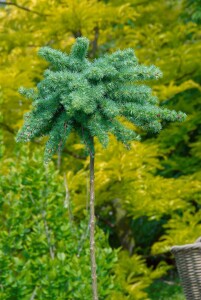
[89, 145, 98, 300]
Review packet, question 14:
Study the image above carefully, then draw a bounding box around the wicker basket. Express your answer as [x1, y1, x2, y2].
[171, 238, 201, 300]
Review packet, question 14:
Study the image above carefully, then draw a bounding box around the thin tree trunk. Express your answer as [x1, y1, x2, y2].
[89, 146, 98, 300]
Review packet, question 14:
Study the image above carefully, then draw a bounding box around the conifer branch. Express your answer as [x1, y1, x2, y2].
[16, 37, 186, 160]
[0, 122, 85, 160]
[0, 1, 50, 17]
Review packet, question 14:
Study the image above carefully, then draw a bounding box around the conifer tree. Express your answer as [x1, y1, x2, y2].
[16, 37, 186, 300]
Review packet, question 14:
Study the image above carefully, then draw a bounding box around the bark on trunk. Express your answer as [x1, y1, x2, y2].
[89, 146, 98, 300]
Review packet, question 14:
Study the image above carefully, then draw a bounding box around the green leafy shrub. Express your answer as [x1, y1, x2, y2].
[0, 148, 119, 300]
[1, 147, 170, 300]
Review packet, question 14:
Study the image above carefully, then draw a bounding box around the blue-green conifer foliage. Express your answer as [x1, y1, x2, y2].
[16, 37, 186, 161]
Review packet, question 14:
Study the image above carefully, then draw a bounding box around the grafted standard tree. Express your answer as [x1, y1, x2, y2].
[16, 37, 186, 300]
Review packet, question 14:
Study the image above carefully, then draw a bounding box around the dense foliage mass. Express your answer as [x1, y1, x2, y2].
[16, 37, 185, 162]
[0, 1, 201, 299]
[0, 148, 167, 300]
[0, 149, 119, 300]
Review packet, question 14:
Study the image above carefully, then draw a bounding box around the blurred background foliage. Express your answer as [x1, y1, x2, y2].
[0, 0, 200, 299]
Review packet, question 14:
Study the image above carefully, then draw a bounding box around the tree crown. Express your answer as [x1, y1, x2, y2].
[16, 37, 186, 161]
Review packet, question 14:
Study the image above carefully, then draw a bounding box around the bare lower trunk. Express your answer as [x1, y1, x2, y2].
[89, 148, 98, 300]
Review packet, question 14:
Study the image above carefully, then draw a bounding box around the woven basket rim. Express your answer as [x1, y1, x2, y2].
[171, 243, 201, 253]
